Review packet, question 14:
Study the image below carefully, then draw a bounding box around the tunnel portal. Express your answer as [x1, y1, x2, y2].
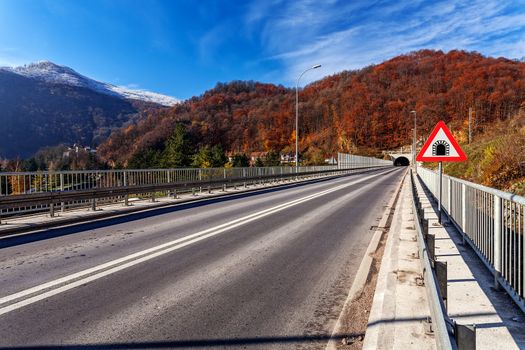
[393, 156, 410, 166]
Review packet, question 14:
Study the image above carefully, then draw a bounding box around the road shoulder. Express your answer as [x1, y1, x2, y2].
[362, 172, 436, 350]
[326, 169, 407, 349]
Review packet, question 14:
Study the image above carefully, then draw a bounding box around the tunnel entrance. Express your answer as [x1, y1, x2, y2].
[394, 156, 410, 166]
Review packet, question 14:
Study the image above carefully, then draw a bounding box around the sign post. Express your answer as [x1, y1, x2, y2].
[438, 161, 442, 223]
[416, 121, 467, 224]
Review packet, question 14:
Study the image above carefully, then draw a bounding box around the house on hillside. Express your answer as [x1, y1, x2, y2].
[63, 144, 96, 158]
[280, 152, 296, 164]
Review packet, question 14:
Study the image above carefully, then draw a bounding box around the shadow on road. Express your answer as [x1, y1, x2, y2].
[0, 333, 363, 349]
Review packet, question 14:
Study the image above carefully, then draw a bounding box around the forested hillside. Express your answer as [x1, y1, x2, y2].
[0, 68, 160, 159]
[444, 109, 525, 195]
[98, 50, 525, 168]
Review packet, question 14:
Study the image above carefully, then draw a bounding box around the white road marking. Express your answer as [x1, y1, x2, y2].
[0, 169, 392, 316]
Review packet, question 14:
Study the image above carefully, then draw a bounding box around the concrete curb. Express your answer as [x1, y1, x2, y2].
[0, 168, 388, 240]
[325, 169, 407, 350]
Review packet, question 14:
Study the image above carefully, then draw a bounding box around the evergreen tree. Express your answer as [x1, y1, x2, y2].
[192, 146, 213, 168]
[192, 145, 228, 168]
[254, 157, 264, 167]
[210, 145, 228, 167]
[161, 124, 192, 168]
[264, 150, 281, 166]
[231, 153, 250, 167]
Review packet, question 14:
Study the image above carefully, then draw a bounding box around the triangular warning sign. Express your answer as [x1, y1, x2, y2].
[416, 121, 467, 162]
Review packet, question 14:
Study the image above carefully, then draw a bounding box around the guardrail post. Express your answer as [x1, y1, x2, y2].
[419, 205, 425, 221]
[60, 173, 65, 212]
[167, 171, 171, 198]
[461, 183, 467, 244]
[50, 202, 55, 218]
[124, 171, 129, 206]
[422, 218, 429, 238]
[455, 323, 476, 350]
[435, 260, 448, 309]
[494, 195, 502, 289]
[91, 198, 96, 211]
[427, 233, 436, 262]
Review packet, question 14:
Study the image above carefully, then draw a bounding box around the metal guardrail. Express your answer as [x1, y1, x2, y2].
[410, 170, 456, 350]
[418, 167, 525, 314]
[337, 153, 393, 168]
[0, 160, 391, 220]
[0, 166, 332, 217]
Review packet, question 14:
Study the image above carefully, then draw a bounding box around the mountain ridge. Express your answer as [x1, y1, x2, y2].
[1, 61, 179, 107]
[0, 63, 171, 158]
[97, 49, 525, 168]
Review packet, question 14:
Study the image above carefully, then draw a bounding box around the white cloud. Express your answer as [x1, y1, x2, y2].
[248, 0, 525, 85]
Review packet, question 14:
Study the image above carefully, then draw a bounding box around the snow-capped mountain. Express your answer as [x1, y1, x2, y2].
[2, 61, 179, 106]
[0, 61, 180, 158]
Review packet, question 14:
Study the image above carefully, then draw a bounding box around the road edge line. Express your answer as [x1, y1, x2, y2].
[325, 168, 407, 350]
[0, 170, 393, 314]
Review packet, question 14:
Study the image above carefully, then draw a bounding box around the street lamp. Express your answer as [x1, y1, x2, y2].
[410, 110, 417, 171]
[295, 64, 321, 167]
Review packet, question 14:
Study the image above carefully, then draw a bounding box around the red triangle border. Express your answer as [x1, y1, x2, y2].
[416, 120, 467, 162]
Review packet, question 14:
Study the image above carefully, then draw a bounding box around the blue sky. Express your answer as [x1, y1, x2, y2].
[1, 0, 525, 100]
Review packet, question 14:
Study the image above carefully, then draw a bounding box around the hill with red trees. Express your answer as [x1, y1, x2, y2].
[97, 49, 525, 167]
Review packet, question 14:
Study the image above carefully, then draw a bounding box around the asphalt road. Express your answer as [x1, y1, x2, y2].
[0, 167, 405, 350]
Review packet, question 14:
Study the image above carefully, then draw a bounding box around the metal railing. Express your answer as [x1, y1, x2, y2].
[337, 153, 392, 168]
[417, 167, 525, 313]
[0, 153, 392, 219]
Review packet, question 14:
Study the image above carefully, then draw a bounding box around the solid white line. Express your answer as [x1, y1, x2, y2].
[0, 169, 392, 316]
[0, 179, 351, 306]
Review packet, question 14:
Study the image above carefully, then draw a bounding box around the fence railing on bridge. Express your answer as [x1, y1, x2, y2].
[0, 153, 391, 219]
[417, 167, 525, 313]
[337, 153, 392, 168]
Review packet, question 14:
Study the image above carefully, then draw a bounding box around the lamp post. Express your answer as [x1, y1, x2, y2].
[410, 110, 417, 171]
[295, 64, 321, 167]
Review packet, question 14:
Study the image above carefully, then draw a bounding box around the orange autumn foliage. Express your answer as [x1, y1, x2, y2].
[98, 50, 525, 166]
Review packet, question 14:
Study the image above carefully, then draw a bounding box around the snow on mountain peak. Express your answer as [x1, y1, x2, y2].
[2, 61, 179, 107]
